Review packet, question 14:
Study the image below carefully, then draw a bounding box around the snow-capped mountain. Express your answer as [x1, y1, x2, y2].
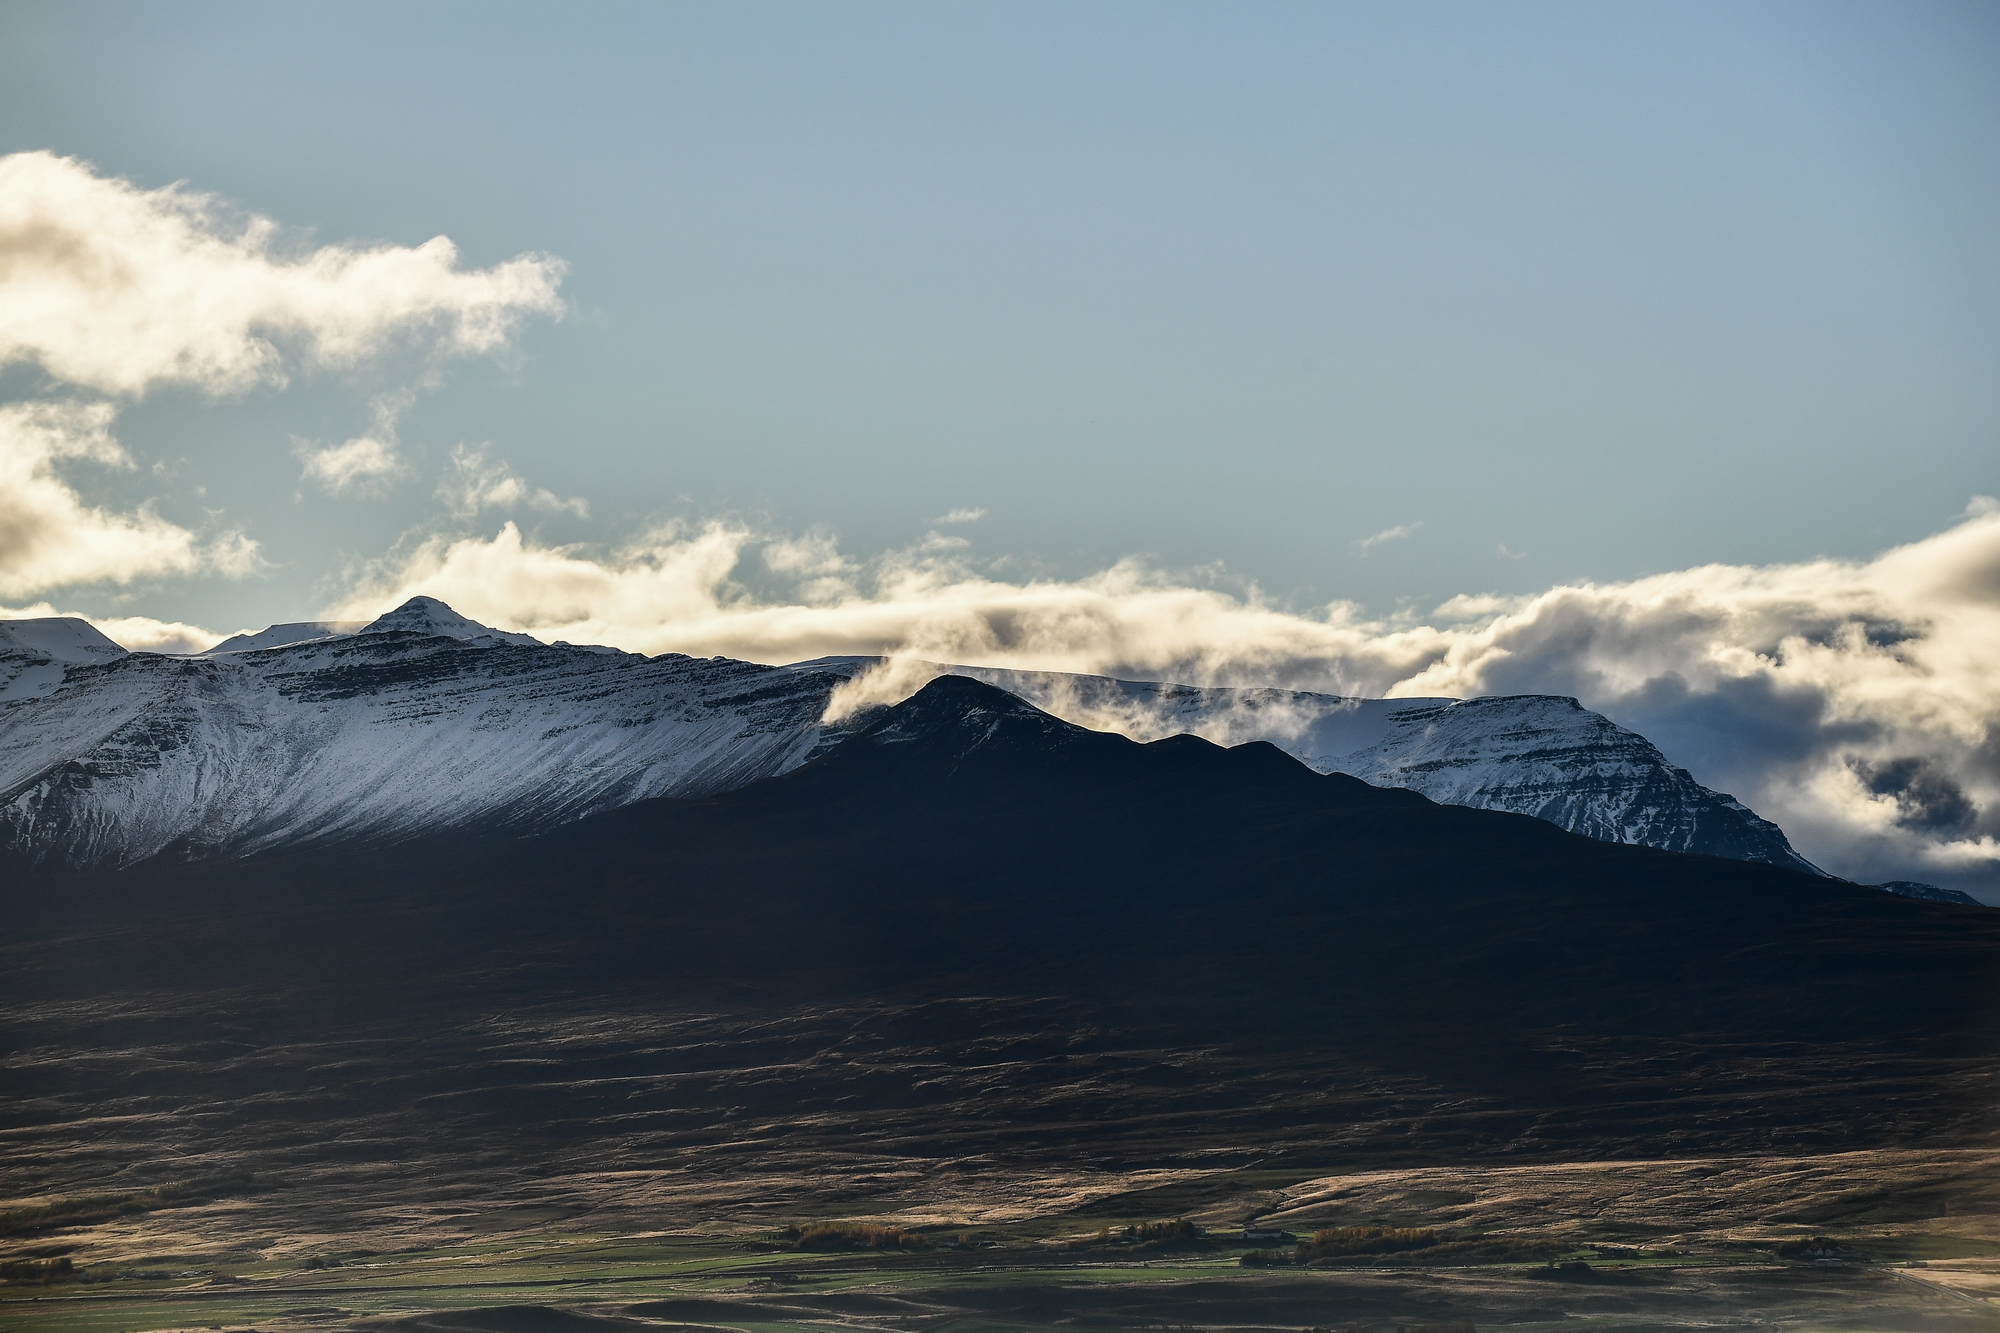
[0, 599, 844, 868]
[3, 599, 1813, 875]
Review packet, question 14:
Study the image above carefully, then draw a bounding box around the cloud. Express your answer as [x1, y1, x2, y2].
[1356, 522, 1419, 554]
[298, 435, 402, 496]
[0, 400, 259, 598]
[296, 391, 414, 496]
[0, 153, 567, 598]
[0, 151, 566, 398]
[315, 504, 2000, 897]
[438, 443, 589, 518]
[933, 507, 986, 525]
[1496, 543, 1529, 560]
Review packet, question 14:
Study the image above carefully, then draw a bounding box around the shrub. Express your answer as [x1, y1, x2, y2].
[1067, 1218, 1199, 1250]
[1775, 1237, 1852, 1260]
[0, 1257, 74, 1285]
[787, 1221, 929, 1252]
[1298, 1226, 1441, 1259]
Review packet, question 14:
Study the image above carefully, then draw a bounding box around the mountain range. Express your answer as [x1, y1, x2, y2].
[0, 597, 1959, 900]
[10, 674, 1995, 1195]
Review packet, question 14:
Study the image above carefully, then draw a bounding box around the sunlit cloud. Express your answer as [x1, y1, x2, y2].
[0, 401, 258, 598]
[0, 151, 566, 398]
[295, 391, 413, 497]
[0, 151, 569, 598]
[297, 436, 402, 496]
[933, 507, 986, 525]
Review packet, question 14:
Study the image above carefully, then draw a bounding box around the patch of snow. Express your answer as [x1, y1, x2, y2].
[0, 617, 129, 665]
[202, 622, 369, 655]
[359, 596, 543, 646]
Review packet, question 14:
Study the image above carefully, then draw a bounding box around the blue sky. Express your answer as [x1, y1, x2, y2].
[3, 0, 1996, 628]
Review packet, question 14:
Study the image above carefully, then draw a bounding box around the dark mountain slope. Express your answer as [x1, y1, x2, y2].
[532, 680, 1992, 1064]
[3, 678, 1996, 1233]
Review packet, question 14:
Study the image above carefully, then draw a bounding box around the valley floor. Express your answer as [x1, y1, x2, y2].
[3, 1148, 1997, 1333]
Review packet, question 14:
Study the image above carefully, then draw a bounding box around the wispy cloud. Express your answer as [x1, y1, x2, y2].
[297, 435, 402, 496]
[1496, 543, 1528, 560]
[295, 393, 414, 497]
[1355, 522, 1420, 554]
[933, 507, 986, 525]
[438, 443, 589, 519]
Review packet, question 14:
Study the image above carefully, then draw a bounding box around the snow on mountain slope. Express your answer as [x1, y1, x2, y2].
[203, 621, 368, 654]
[357, 595, 545, 645]
[0, 618, 129, 703]
[800, 660, 1822, 875]
[0, 601, 843, 868]
[0, 617, 128, 664]
[1328, 694, 1822, 874]
[2, 607, 1816, 874]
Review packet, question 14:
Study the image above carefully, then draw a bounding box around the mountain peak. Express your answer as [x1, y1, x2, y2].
[0, 617, 128, 665]
[359, 597, 542, 646]
[836, 675, 1105, 770]
[1875, 880, 1985, 906]
[863, 674, 1089, 744]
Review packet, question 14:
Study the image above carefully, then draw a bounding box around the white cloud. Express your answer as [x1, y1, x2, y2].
[1356, 522, 1420, 554]
[933, 507, 986, 525]
[1496, 543, 1528, 560]
[0, 153, 567, 598]
[296, 391, 415, 496]
[0, 151, 566, 398]
[297, 435, 402, 496]
[317, 505, 2000, 896]
[0, 401, 259, 598]
[437, 443, 588, 519]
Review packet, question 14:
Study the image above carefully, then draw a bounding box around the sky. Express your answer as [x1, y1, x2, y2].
[1, 1, 1998, 896]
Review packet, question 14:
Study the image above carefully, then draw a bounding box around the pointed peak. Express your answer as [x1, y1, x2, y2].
[359, 597, 542, 647]
[845, 675, 1099, 760]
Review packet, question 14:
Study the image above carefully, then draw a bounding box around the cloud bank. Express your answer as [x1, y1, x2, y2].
[315, 504, 2000, 898]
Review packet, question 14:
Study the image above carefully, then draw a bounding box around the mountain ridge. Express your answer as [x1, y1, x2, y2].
[0, 600, 1878, 884]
